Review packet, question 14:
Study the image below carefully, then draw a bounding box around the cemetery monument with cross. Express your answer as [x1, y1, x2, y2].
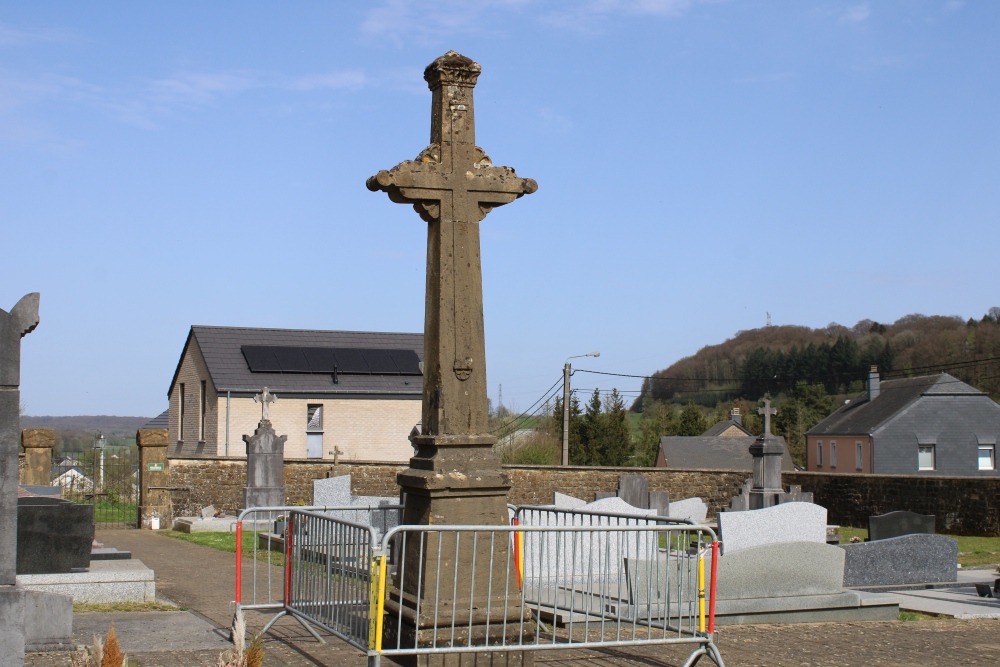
[243, 387, 286, 510]
[367, 50, 537, 661]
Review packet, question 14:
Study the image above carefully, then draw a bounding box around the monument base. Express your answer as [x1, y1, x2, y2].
[0, 585, 25, 666]
[244, 487, 285, 509]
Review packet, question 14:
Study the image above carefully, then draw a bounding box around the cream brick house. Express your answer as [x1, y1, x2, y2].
[167, 326, 423, 462]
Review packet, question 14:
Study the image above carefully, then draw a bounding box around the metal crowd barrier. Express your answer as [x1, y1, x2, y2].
[234, 506, 724, 667]
[233, 504, 402, 650]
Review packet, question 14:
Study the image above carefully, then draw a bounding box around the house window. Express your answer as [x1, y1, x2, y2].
[306, 404, 323, 459]
[199, 380, 207, 441]
[178, 383, 185, 441]
[817, 441, 823, 467]
[918, 444, 936, 471]
[856, 441, 863, 471]
[979, 445, 995, 471]
[830, 440, 837, 468]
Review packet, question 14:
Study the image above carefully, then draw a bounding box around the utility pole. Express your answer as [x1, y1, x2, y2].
[562, 352, 600, 466]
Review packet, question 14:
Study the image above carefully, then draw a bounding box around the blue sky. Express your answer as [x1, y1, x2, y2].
[1, 1, 997, 417]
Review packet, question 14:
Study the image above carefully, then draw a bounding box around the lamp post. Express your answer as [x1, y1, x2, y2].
[562, 352, 600, 466]
[95, 431, 106, 488]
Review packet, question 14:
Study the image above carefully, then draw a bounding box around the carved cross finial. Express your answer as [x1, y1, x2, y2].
[254, 387, 277, 421]
[758, 399, 777, 437]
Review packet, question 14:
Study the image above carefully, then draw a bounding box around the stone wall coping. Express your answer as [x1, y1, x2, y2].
[136, 428, 170, 447]
[21, 428, 56, 449]
[787, 470, 1000, 483]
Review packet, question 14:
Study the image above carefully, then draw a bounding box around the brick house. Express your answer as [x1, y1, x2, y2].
[806, 367, 1000, 475]
[167, 326, 423, 462]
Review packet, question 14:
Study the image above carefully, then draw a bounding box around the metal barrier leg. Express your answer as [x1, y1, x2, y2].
[287, 609, 328, 644]
[681, 641, 726, 667]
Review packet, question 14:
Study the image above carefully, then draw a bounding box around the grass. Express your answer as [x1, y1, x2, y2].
[838, 527, 1000, 568]
[161, 530, 285, 566]
[899, 610, 946, 621]
[73, 600, 183, 613]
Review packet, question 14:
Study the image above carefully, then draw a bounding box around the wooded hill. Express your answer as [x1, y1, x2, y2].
[630, 309, 1000, 466]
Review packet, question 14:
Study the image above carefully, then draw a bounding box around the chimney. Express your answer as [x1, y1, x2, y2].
[868, 366, 880, 401]
[730, 406, 742, 425]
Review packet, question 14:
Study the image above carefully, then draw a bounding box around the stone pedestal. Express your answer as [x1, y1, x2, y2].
[748, 435, 785, 510]
[137, 428, 170, 529]
[243, 420, 286, 509]
[20, 429, 54, 487]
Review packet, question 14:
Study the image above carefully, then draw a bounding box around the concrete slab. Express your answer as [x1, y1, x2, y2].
[72, 611, 231, 652]
[887, 586, 1000, 619]
[18, 559, 154, 603]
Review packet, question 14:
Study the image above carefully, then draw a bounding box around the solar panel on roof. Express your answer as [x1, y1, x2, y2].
[303, 347, 338, 373]
[332, 348, 369, 374]
[273, 346, 311, 372]
[362, 349, 398, 374]
[389, 349, 421, 375]
[242, 346, 281, 372]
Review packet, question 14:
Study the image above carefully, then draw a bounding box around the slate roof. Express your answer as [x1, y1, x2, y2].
[658, 435, 795, 472]
[169, 326, 423, 397]
[806, 373, 982, 437]
[701, 419, 753, 437]
[142, 410, 169, 429]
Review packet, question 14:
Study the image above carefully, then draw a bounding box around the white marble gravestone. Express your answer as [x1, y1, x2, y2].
[552, 492, 586, 509]
[718, 502, 826, 555]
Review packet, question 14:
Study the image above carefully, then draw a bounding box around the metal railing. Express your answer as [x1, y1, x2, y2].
[233, 504, 403, 650]
[233, 506, 724, 667]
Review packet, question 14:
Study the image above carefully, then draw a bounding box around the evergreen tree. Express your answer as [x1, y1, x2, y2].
[677, 402, 709, 436]
[600, 389, 633, 466]
[580, 389, 604, 465]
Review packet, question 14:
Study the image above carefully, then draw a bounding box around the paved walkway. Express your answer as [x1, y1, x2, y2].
[24, 529, 1000, 666]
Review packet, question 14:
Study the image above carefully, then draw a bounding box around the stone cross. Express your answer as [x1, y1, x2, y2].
[367, 50, 536, 438]
[253, 387, 277, 421]
[758, 399, 776, 436]
[1, 293, 40, 666]
[366, 52, 535, 657]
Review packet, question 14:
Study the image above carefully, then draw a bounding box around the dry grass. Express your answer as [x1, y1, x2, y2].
[73, 600, 183, 613]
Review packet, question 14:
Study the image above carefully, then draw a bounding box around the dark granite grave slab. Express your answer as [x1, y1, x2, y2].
[16, 497, 94, 575]
[868, 510, 935, 541]
[648, 490, 669, 517]
[617, 474, 649, 509]
[841, 533, 957, 587]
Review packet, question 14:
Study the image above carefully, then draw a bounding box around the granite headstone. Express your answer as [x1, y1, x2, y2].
[647, 490, 670, 517]
[841, 533, 957, 587]
[242, 419, 286, 509]
[668, 498, 709, 523]
[718, 502, 827, 555]
[16, 497, 94, 575]
[617, 474, 649, 509]
[867, 511, 935, 542]
[553, 492, 586, 509]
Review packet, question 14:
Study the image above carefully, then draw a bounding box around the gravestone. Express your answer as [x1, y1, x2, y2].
[16, 497, 94, 575]
[2, 294, 71, 666]
[718, 502, 827, 555]
[617, 474, 649, 509]
[242, 388, 287, 509]
[841, 534, 957, 587]
[648, 491, 670, 517]
[728, 477, 752, 511]
[200, 505, 216, 519]
[552, 492, 585, 509]
[867, 510, 935, 541]
[594, 491, 616, 501]
[777, 485, 814, 504]
[367, 51, 536, 661]
[313, 475, 352, 507]
[668, 498, 709, 523]
[748, 399, 784, 509]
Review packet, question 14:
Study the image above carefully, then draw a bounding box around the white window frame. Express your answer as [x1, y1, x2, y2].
[199, 380, 207, 441]
[817, 440, 823, 467]
[978, 444, 995, 471]
[178, 383, 186, 441]
[856, 441, 863, 471]
[918, 444, 936, 471]
[830, 440, 837, 468]
[306, 404, 324, 460]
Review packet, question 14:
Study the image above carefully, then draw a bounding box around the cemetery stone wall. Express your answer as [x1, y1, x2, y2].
[163, 459, 1000, 535]
[786, 471, 1000, 536]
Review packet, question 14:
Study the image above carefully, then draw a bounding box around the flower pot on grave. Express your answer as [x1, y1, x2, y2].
[151, 517, 160, 530]
[274, 520, 287, 536]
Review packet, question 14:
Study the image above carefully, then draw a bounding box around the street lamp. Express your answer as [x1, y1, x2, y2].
[563, 352, 600, 466]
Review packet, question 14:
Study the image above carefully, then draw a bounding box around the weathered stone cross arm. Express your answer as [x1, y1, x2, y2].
[0, 292, 40, 387]
[366, 155, 537, 224]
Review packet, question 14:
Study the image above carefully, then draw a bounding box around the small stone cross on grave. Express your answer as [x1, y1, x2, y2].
[758, 398, 777, 436]
[254, 387, 277, 421]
